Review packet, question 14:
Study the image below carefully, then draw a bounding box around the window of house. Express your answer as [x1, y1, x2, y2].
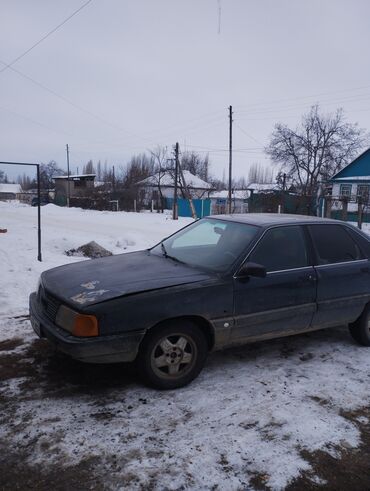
[248, 226, 308, 272]
[339, 184, 352, 198]
[357, 185, 369, 202]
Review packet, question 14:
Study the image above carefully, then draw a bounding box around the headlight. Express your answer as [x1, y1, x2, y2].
[56, 305, 99, 337]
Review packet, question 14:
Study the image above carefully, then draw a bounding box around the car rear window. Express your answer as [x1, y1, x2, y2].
[309, 225, 363, 265]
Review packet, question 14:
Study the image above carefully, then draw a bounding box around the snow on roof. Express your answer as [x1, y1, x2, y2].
[53, 174, 96, 180]
[0, 183, 22, 194]
[209, 189, 250, 200]
[333, 176, 370, 181]
[247, 182, 280, 192]
[137, 170, 212, 189]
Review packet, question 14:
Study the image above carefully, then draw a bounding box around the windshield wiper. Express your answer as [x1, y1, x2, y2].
[161, 242, 168, 257]
[160, 242, 185, 264]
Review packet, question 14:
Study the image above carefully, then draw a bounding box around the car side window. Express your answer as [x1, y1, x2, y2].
[346, 228, 370, 258]
[248, 225, 308, 272]
[309, 225, 363, 265]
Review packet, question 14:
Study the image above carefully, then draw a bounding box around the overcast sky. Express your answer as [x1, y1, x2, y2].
[1, 0, 370, 181]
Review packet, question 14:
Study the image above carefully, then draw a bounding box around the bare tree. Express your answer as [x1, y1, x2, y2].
[123, 153, 155, 186]
[17, 173, 33, 190]
[266, 105, 368, 196]
[96, 161, 102, 181]
[149, 146, 169, 211]
[180, 151, 209, 181]
[83, 160, 95, 174]
[247, 163, 274, 185]
[39, 161, 65, 190]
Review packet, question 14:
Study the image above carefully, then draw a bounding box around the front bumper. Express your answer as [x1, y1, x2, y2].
[29, 292, 145, 363]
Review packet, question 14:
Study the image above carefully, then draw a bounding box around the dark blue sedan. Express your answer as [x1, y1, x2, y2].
[30, 214, 370, 389]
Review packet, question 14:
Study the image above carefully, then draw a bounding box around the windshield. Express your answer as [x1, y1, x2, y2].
[151, 218, 259, 272]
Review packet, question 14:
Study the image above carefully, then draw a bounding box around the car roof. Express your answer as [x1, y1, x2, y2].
[207, 213, 345, 227]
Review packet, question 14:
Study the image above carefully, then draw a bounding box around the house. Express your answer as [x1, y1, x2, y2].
[209, 190, 249, 214]
[0, 183, 22, 201]
[247, 182, 281, 194]
[331, 148, 370, 203]
[53, 174, 96, 206]
[246, 182, 284, 213]
[136, 170, 213, 206]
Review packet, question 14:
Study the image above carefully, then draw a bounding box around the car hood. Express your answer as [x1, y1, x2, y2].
[41, 250, 212, 308]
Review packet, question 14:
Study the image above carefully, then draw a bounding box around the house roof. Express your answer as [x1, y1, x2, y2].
[53, 174, 96, 180]
[333, 176, 370, 181]
[0, 183, 22, 194]
[136, 170, 212, 189]
[247, 182, 280, 192]
[209, 190, 250, 200]
[331, 147, 370, 180]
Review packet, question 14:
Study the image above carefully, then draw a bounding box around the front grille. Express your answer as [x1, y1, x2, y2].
[39, 286, 60, 322]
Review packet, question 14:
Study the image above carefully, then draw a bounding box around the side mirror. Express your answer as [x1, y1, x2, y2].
[237, 262, 266, 278]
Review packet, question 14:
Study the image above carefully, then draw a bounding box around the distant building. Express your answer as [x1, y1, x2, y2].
[247, 182, 280, 194]
[209, 189, 249, 214]
[0, 183, 22, 201]
[247, 182, 284, 214]
[331, 148, 370, 202]
[53, 174, 96, 206]
[136, 170, 213, 205]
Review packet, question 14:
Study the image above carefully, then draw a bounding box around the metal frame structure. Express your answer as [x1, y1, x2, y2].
[0, 161, 42, 261]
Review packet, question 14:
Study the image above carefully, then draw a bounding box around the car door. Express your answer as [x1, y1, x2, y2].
[232, 225, 317, 343]
[308, 224, 370, 328]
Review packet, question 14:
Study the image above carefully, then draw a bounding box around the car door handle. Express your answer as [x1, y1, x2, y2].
[298, 274, 316, 283]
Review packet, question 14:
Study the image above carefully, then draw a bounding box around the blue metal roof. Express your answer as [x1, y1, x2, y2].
[331, 148, 370, 180]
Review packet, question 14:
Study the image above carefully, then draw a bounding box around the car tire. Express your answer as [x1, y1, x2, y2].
[349, 304, 370, 346]
[137, 320, 208, 390]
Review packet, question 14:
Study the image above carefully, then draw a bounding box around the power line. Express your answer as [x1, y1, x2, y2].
[235, 92, 370, 119]
[0, 105, 74, 138]
[236, 83, 370, 111]
[0, 59, 161, 147]
[0, 0, 93, 75]
[235, 124, 263, 145]
[141, 113, 225, 141]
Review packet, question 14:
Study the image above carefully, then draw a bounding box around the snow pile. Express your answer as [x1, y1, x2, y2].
[65, 240, 113, 258]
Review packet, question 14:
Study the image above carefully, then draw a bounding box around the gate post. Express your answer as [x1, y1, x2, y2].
[341, 197, 348, 222]
[325, 197, 332, 218]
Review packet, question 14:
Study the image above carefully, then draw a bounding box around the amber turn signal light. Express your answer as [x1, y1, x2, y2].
[73, 314, 99, 337]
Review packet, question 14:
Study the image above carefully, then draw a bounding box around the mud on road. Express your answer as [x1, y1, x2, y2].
[1, 317, 370, 490]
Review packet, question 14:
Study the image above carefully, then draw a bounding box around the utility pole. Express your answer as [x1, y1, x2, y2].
[178, 161, 197, 219]
[281, 172, 286, 213]
[36, 163, 42, 261]
[66, 144, 71, 207]
[173, 142, 179, 220]
[228, 105, 233, 214]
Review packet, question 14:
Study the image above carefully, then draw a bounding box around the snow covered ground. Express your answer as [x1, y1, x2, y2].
[1, 202, 370, 490]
